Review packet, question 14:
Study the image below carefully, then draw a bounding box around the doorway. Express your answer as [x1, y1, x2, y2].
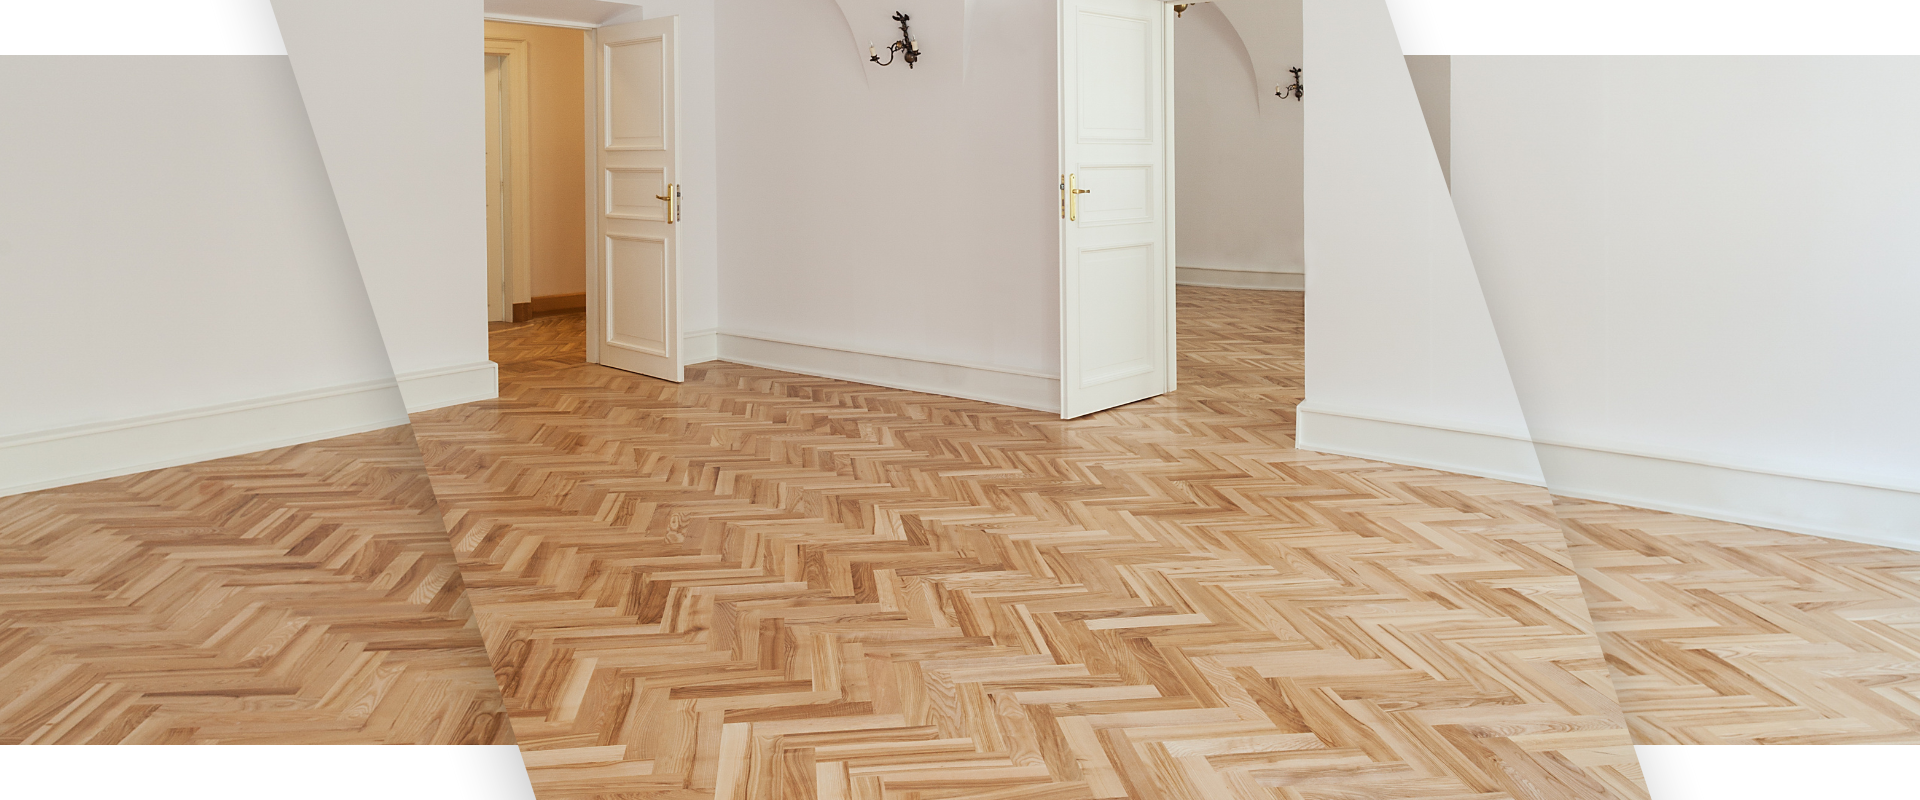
[1058, 0, 1305, 418]
[482, 14, 685, 383]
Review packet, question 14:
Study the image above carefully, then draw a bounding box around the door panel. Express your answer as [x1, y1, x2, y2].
[1078, 243, 1159, 383]
[606, 38, 665, 149]
[606, 234, 671, 354]
[1076, 13, 1153, 141]
[1076, 165, 1155, 225]
[592, 16, 681, 381]
[607, 168, 668, 220]
[1060, 0, 1173, 418]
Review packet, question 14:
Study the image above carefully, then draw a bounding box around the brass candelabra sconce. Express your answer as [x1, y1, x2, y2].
[1276, 67, 1303, 100]
[1173, 3, 1211, 18]
[868, 12, 922, 68]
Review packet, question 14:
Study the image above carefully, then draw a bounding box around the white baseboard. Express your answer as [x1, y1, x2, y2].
[1534, 437, 1920, 552]
[714, 331, 1061, 413]
[684, 327, 720, 365]
[1175, 267, 1305, 291]
[396, 361, 499, 413]
[0, 379, 410, 497]
[1295, 403, 1546, 485]
[1296, 402, 1920, 552]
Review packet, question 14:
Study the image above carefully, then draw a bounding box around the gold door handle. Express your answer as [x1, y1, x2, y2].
[1067, 174, 1093, 221]
[655, 185, 680, 224]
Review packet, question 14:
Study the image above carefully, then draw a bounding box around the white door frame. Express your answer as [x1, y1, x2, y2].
[582, 20, 602, 365]
[483, 37, 534, 322]
[1058, 0, 1180, 419]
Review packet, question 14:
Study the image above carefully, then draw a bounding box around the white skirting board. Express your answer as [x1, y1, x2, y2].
[1295, 403, 1547, 486]
[0, 378, 411, 497]
[1533, 436, 1920, 552]
[1297, 402, 1920, 552]
[713, 330, 1061, 413]
[684, 327, 720, 366]
[2, 745, 534, 800]
[396, 360, 500, 413]
[1175, 266, 1305, 291]
[1639, 745, 1916, 800]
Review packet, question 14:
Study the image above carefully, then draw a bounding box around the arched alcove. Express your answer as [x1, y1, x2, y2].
[1215, 0, 1299, 104]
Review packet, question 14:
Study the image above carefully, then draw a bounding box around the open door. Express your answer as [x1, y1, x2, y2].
[1059, 0, 1176, 418]
[590, 16, 683, 381]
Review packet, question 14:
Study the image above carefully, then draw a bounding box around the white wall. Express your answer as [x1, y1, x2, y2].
[1173, 2, 1305, 291]
[1452, 56, 1920, 547]
[272, 0, 499, 413]
[711, 0, 1063, 410]
[0, 54, 409, 495]
[270, 0, 1057, 412]
[278, 0, 722, 397]
[1403, 54, 1448, 186]
[1295, 0, 1542, 484]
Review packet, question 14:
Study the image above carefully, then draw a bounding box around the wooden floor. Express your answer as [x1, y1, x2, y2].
[491, 314, 590, 378]
[0, 427, 512, 744]
[1562, 498, 1920, 745]
[5, 295, 1901, 768]
[420, 288, 1645, 799]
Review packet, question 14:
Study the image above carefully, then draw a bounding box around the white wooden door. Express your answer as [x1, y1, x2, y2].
[591, 17, 682, 381]
[1059, 0, 1175, 419]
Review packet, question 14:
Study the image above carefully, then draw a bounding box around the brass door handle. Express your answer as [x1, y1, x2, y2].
[654, 185, 680, 224]
[1067, 174, 1092, 221]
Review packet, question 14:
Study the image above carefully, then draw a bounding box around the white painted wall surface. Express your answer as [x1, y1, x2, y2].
[271, 0, 498, 413]
[1452, 56, 1920, 546]
[1174, 2, 1304, 288]
[1296, 0, 1541, 484]
[1402, 54, 1448, 186]
[0, 56, 407, 494]
[713, 0, 1062, 404]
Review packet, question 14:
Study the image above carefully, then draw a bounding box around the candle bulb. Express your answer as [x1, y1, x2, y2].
[869, 42, 877, 58]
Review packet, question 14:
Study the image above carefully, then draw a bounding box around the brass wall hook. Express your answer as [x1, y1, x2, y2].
[868, 12, 923, 69]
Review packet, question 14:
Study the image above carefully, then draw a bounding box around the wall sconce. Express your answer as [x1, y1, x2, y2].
[1276, 67, 1303, 100]
[868, 12, 922, 68]
[1173, 3, 1211, 18]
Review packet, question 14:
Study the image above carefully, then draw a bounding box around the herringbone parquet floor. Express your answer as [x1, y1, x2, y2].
[0, 427, 512, 744]
[418, 288, 1646, 798]
[491, 315, 590, 377]
[1560, 498, 1920, 745]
